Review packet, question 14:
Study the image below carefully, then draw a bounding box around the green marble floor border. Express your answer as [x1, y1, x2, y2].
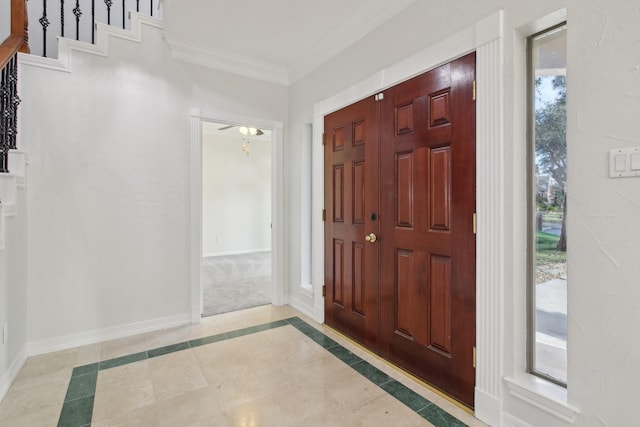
[57, 317, 468, 427]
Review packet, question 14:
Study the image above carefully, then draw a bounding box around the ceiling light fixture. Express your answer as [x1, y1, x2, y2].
[238, 126, 263, 136]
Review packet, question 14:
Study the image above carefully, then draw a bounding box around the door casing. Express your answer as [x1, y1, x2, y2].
[189, 108, 285, 323]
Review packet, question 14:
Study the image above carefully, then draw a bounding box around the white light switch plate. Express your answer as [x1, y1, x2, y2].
[609, 147, 640, 178]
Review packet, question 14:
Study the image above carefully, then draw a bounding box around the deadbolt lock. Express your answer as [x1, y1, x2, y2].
[364, 233, 377, 243]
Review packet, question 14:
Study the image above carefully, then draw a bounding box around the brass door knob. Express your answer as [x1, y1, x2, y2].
[365, 233, 377, 243]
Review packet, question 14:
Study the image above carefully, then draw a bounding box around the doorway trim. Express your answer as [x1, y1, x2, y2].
[310, 11, 504, 425]
[189, 108, 285, 322]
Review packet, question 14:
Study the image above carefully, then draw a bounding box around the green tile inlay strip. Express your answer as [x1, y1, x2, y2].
[99, 350, 148, 370]
[147, 341, 190, 358]
[64, 372, 98, 403]
[71, 362, 99, 378]
[57, 395, 94, 427]
[419, 402, 468, 427]
[57, 316, 468, 427]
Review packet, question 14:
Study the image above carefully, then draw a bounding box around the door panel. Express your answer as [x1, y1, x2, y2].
[324, 53, 476, 407]
[324, 97, 379, 349]
[379, 53, 476, 406]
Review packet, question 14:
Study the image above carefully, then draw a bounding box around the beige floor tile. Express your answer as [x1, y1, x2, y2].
[92, 403, 160, 427]
[92, 360, 155, 423]
[192, 339, 258, 383]
[344, 393, 433, 427]
[212, 305, 294, 332]
[0, 371, 67, 422]
[180, 319, 226, 341]
[210, 364, 294, 412]
[74, 342, 103, 366]
[155, 386, 226, 427]
[223, 381, 345, 427]
[288, 351, 360, 390]
[6, 366, 71, 394]
[0, 404, 62, 427]
[147, 349, 208, 402]
[324, 373, 387, 412]
[183, 416, 230, 427]
[13, 348, 77, 381]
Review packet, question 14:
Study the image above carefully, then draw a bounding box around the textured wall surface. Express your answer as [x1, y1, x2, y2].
[19, 20, 287, 344]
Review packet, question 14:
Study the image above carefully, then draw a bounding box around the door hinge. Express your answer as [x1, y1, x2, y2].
[472, 212, 477, 235]
[473, 346, 476, 368]
[472, 80, 476, 101]
[322, 132, 326, 146]
[322, 285, 326, 297]
[322, 209, 327, 221]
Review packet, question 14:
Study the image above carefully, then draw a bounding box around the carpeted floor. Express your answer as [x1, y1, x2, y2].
[201, 252, 272, 316]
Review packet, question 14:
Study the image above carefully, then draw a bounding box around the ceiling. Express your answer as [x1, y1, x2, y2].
[162, 0, 416, 86]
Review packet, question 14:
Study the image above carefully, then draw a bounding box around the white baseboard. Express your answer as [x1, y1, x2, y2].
[203, 248, 271, 258]
[0, 345, 27, 403]
[26, 313, 192, 356]
[475, 387, 503, 427]
[289, 294, 323, 324]
[503, 413, 535, 427]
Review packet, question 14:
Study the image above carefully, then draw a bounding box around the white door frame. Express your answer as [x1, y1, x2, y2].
[189, 107, 285, 322]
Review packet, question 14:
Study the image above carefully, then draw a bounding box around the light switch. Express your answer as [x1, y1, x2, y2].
[609, 147, 640, 178]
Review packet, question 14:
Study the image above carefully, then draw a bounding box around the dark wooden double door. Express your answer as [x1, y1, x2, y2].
[324, 53, 476, 407]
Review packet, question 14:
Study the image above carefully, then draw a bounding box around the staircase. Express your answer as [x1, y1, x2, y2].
[29, 0, 162, 58]
[0, 0, 162, 226]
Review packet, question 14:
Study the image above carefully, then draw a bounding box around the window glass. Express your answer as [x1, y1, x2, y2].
[529, 24, 567, 385]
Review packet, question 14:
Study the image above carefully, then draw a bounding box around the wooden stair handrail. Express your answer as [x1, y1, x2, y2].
[0, 0, 29, 69]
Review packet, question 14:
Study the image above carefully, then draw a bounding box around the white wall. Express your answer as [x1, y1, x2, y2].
[19, 18, 287, 346]
[0, 189, 28, 401]
[286, 1, 640, 426]
[0, 0, 10, 43]
[202, 131, 271, 256]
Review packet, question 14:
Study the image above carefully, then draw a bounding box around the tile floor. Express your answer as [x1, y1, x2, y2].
[0, 305, 489, 427]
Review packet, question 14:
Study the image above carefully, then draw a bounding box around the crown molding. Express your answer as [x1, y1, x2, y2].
[164, 35, 289, 86]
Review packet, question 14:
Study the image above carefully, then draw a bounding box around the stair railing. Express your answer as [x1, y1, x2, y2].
[0, 0, 29, 173]
[32, 0, 158, 58]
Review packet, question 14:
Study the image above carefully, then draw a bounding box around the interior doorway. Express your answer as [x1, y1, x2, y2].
[189, 109, 284, 322]
[200, 122, 272, 316]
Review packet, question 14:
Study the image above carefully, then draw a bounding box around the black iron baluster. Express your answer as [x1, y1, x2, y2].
[122, 0, 126, 29]
[73, 0, 82, 40]
[8, 58, 20, 151]
[136, 0, 139, 12]
[105, 0, 112, 25]
[60, 0, 64, 37]
[39, 0, 50, 57]
[0, 64, 7, 172]
[92, 0, 96, 43]
[0, 56, 20, 173]
[150, 0, 153, 17]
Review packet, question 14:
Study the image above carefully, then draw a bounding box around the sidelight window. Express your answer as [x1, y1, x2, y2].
[527, 23, 568, 386]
